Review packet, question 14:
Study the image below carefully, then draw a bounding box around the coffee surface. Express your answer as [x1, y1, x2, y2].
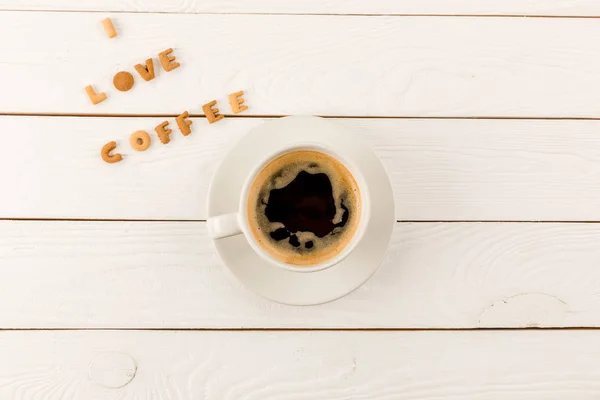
[247, 150, 360, 266]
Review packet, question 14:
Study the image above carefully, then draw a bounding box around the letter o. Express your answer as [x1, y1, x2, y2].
[113, 71, 135, 92]
[129, 130, 151, 151]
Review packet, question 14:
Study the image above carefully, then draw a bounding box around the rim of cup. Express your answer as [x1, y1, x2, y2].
[237, 142, 371, 273]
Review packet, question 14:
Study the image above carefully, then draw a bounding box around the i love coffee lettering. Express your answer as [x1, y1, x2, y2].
[87, 47, 250, 163]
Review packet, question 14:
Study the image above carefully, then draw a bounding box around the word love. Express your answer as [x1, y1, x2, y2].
[100, 91, 248, 164]
[85, 47, 180, 105]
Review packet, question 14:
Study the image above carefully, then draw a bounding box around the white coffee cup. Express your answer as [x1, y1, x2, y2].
[207, 143, 371, 273]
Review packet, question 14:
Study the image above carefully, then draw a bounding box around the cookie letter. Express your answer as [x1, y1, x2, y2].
[113, 71, 134, 92]
[202, 100, 224, 124]
[85, 85, 107, 105]
[134, 58, 155, 81]
[101, 18, 117, 38]
[159, 48, 180, 72]
[129, 130, 151, 151]
[101, 141, 122, 163]
[155, 120, 172, 144]
[176, 111, 193, 136]
[228, 91, 248, 114]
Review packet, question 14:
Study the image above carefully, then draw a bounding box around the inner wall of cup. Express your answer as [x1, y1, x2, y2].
[242, 144, 369, 270]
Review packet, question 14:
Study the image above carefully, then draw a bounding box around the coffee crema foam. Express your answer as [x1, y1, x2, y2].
[247, 150, 361, 266]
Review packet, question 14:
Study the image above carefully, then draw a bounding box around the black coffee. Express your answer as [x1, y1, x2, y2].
[266, 170, 349, 246]
[247, 150, 361, 266]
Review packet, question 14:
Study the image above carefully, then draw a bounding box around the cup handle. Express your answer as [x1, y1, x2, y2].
[207, 212, 243, 239]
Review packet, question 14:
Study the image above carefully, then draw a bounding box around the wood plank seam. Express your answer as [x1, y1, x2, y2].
[6, 9, 600, 18]
[5, 219, 600, 223]
[0, 327, 598, 331]
[10, 113, 600, 121]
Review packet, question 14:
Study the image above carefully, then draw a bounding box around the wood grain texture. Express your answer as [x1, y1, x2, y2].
[1, 330, 600, 399]
[3, 0, 600, 16]
[4, 116, 600, 221]
[4, 12, 600, 117]
[1, 220, 599, 328]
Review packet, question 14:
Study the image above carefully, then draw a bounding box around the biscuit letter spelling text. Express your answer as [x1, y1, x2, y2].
[202, 100, 224, 124]
[101, 141, 122, 163]
[134, 58, 156, 81]
[101, 18, 117, 39]
[176, 111, 193, 136]
[155, 121, 172, 144]
[159, 48, 180, 72]
[85, 85, 107, 105]
[228, 91, 248, 114]
[130, 130, 151, 151]
[113, 71, 135, 92]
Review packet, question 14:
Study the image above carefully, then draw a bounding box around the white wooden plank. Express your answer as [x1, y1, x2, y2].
[3, 0, 600, 16]
[1, 330, 600, 399]
[1, 220, 598, 328]
[4, 116, 600, 221]
[4, 12, 600, 117]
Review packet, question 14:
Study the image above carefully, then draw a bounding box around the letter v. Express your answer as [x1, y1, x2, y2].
[134, 58, 155, 81]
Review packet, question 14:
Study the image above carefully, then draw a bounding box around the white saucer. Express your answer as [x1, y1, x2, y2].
[207, 116, 395, 305]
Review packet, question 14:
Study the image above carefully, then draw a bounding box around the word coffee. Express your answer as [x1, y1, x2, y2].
[101, 91, 249, 164]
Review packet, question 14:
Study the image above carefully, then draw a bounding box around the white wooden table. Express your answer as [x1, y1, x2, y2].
[2, 1, 600, 398]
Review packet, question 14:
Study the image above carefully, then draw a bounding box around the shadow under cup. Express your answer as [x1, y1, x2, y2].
[243, 146, 369, 272]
